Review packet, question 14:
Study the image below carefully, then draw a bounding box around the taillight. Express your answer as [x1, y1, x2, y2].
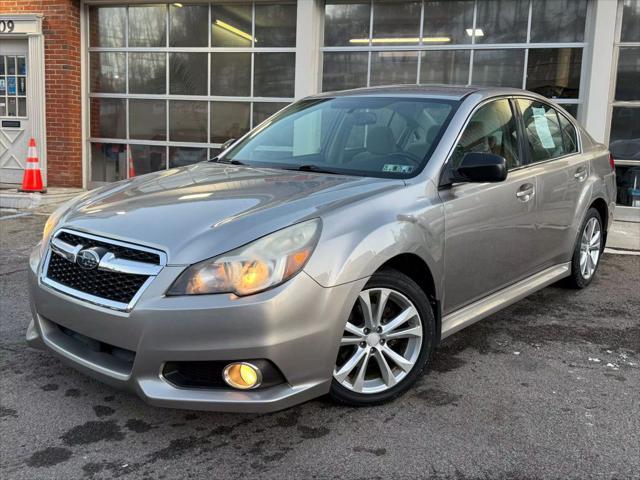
[609, 153, 615, 171]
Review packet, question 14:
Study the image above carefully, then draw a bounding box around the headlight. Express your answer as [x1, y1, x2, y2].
[42, 211, 61, 242]
[41, 203, 68, 254]
[168, 218, 321, 296]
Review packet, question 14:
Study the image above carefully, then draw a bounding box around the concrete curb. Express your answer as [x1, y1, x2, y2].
[0, 188, 83, 210]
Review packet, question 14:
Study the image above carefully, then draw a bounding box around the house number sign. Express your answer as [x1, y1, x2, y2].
[0, 20, 16, 33]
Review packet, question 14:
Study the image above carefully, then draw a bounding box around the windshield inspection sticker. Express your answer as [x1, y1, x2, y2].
[382, 164, 414, 173]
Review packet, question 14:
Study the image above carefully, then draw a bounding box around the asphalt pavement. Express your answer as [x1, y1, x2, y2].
[1, 212, 638, 480]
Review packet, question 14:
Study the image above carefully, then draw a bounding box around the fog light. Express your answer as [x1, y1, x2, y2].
[223, 362, 262, 389]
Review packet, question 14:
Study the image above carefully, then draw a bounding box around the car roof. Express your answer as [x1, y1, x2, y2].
[309, 84, 532, 101]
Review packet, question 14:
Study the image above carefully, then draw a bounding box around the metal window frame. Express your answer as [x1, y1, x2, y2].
[321, 0, 586, 110]
[605, 0, 640, 166]
[84, 1, 296, 185]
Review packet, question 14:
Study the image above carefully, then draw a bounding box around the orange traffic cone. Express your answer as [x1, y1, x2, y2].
[128, 147, 136, 178]
[19, 138, 47, 193]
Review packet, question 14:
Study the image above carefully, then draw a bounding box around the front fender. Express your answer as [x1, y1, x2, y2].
[304, 181, 444, 298]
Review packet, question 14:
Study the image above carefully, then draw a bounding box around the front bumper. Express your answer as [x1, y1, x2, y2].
[27, 245, 366, 412]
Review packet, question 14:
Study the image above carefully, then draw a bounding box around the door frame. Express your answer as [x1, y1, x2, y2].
[0, 14, 47, 185]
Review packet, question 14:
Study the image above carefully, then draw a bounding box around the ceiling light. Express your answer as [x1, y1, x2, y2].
[214, 19, 256, 43]
[349, 37, 451, 44]
[466, 28, 484, 37]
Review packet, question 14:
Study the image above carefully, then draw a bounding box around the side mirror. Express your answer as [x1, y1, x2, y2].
[220, 138, 235, 151]
[451, 152, 507, 183]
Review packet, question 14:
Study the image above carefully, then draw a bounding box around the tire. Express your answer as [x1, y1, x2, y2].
[565, 207, 604, 289]
[329, 268, 436, 406]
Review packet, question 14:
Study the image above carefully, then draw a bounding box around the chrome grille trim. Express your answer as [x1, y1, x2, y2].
[40, 228, 167, 312]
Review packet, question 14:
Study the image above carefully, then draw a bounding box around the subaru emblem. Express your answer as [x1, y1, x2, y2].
[76, 248, 103, 270]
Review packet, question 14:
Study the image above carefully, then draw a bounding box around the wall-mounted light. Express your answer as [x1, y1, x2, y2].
[172, 3, 183, 7]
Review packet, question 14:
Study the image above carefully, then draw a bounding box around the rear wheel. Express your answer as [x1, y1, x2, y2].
[566, 208, 603, 289]
[329, 269, 435, 406]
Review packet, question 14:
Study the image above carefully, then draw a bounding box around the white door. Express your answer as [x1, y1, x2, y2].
[0, 39, 30, 185]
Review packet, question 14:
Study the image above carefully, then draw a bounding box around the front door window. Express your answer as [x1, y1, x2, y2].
[0, 55, 27, 117]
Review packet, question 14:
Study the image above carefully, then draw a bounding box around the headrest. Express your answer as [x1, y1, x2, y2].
[366, 126, 396, 155]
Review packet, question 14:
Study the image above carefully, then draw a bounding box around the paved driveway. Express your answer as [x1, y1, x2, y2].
[1, 213, 638, 480]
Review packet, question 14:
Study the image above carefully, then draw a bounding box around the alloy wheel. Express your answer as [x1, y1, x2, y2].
[333, 288, 423, 394]
[579, 217, 601, 280]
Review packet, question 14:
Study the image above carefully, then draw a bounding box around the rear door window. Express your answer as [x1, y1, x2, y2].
[517, 99, 568, 163]
[559, 112, 579, 154]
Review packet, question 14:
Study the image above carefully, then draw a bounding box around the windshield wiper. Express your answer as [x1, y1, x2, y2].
[215, 158, 246, 165]
[284, 164, 342, 175]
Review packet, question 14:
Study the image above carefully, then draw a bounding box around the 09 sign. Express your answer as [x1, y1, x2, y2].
[0, 20, 15, 33]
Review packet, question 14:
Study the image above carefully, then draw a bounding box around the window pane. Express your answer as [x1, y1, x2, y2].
[423, 1, 474, 45]
[129, 53, 166, 94]
[211, 53, 251, 96]
[561, 104, 578, 119]
[420, 50, 470, 84]
[473, 50, 525, 88]
[518, 100, 565, 163]
[621, 0, 640, 42]
[558, 113, 578, 154]
[609, 107, 640, 161]
[91, 143, 127, 182]
[129, 5, 167, 47]
[615, 47, 640, 101]
[372, 2, 421, 46]
[130, 144, 167, 176]
[254, 53, 295, 97]
[90, 98, 125, 139]
[90, 52, 125, 93]
[322, 52, 368, 92]
[17, 57, 26, 75]
[18, 98, 26, 117]
[253, 102, 289, 127]
[255, 4, 297, 47]
[527, 48, 582, 99]
[170, 3, 208, 47]
[169, 101, 207, 143]
[324, 2, 370, 47]
[170, 52, 208, 95]
[530, 0, 587, 43]
[211, 101, 250, 143]
[370, 51, 418, 87]
[452, 99, 521, 169]
[129, 99, 166, 141]
[89, 6, 126, 47]
[169, 146, 208, 168]
[7, 98, 16, 116]
[475, 0, 528, 44]
[212, 4, 253, 47]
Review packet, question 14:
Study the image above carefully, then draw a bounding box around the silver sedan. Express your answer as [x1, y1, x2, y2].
[27, 86, 615, 412]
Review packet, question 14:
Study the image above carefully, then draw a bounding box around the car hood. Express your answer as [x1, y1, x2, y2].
[59, 162, 402, 265]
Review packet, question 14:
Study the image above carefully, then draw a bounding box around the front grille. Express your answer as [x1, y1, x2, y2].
[56, 231, 160, 264]
[44, 230, 164, 307]
[47, 253, 148, 304]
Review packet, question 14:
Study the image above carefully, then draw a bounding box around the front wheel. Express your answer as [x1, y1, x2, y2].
[566, 208, 604, 289]
[329, 269, 435, 406]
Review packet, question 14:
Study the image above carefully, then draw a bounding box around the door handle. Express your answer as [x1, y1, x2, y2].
[516, 184, 535, 202]
[574, 167, 587, 182]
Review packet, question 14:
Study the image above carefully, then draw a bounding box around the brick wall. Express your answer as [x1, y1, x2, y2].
[0, 0, 82, 188]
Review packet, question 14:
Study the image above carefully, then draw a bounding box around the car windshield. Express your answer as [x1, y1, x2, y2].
[220, 96, 459, 178]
